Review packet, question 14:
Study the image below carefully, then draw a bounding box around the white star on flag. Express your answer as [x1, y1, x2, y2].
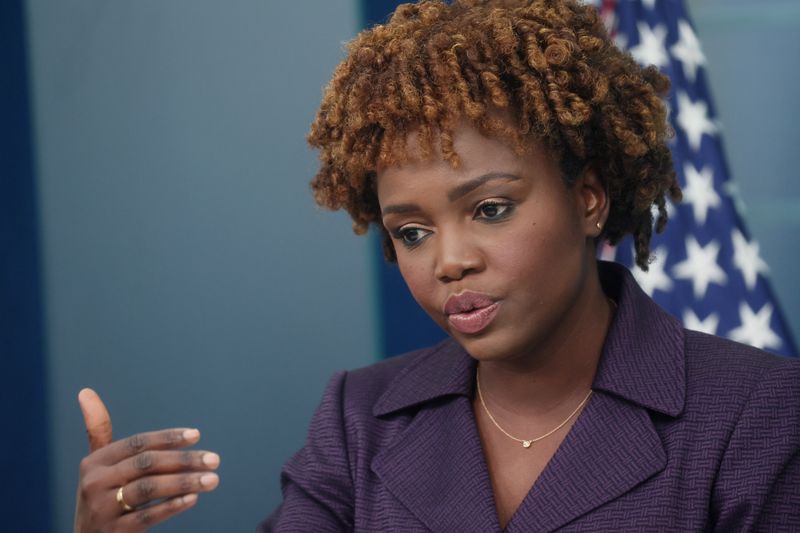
[670, 20, 706, 82]
[683, 309, 720, 335]
[672, 236, 727, 299]
[615, 33, 628, 51]
[676, 91, 717, 152]
[642, 0, 656, 9]
[629, 22, 670, 69]
[731, 229, 769, 290]
[632, 245, 673, 297]
[727, 302, 782, 350]
[664, 97, 673, 125]
[681, 163, 720, 225]
[650, 198, 676, 230]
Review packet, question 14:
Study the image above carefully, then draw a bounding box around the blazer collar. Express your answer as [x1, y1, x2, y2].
[373, 261, 685, 418]
[593, 261, 685, 417]
[373, 338, 476, 417]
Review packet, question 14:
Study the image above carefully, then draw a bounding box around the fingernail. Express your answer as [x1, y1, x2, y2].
[183, 429, 200, 441]
[200, 473, 219, 487]
[183, 493, 198, 505]
[202, 452, 220, 468]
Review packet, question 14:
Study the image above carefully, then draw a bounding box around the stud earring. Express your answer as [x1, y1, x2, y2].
[596, 221, 602, 230]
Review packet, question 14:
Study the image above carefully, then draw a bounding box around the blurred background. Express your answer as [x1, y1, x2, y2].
[2, 0, 798, 531]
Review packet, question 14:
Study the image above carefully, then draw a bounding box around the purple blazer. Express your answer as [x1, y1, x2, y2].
[261, 262, 800, 532]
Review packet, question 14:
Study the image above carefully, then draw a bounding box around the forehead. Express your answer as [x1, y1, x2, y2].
[375, 121, 556, 200]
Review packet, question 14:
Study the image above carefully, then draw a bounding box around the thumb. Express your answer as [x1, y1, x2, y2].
[78, 388, 113, 452]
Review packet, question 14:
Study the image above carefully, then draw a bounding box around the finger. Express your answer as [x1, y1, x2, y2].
[78, 388, 113, 452]
[93, 428, 201, 467]
[118, 493, 198, 532]
[115, 450, 220, 482]
[120, 472, 219, 509]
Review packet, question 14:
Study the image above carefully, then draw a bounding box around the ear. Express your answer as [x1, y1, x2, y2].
[575, 166, 609, 238]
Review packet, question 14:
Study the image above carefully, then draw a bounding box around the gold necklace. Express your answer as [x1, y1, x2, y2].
[475, 368, 593, 449]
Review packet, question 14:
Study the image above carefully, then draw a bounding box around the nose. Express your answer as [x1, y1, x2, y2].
[434, 231, 485, 282]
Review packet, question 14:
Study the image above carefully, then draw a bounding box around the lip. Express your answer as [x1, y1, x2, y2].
[444, 291, 500, 335]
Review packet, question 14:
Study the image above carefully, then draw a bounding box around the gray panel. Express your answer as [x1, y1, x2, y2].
[26, 1, 372, 531]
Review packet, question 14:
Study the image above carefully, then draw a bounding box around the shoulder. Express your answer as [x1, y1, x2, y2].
[681, 333, 800, 528]
[338, 338, 453, 414]
[678, 329, 800, 463]
[683, 329, 800, 403]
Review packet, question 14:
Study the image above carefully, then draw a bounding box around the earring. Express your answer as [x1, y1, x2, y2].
[596, 221, 602, 230]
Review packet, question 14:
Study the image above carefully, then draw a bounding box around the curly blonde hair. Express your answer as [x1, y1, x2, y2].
[307, 0, 680, 269]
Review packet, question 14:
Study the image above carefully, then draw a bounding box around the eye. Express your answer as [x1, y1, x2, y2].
[395, 226, 431, 248]
[475, 201, 513, 221]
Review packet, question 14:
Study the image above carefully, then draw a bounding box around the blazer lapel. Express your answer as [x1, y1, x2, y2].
[372, 394, 501, 533]
[505, 392, 666, 532]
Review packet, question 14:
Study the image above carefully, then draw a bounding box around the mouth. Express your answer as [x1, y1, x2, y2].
[443, 291, 500, 335]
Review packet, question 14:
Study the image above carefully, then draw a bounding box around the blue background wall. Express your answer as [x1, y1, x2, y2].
[4, 0, 797, 531]
[24, 1, 374, 531]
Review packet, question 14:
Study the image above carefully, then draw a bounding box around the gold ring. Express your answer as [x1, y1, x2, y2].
[116, 486, 135, 512]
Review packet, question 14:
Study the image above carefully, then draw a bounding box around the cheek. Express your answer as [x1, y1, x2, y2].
[485, 208, 584, 283]
[396, 256, 438, 313]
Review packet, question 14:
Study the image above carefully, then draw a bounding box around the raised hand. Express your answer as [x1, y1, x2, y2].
[74, 388, 220, 532]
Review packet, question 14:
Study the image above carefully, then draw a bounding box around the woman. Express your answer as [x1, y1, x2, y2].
[74, 0, 800, 531]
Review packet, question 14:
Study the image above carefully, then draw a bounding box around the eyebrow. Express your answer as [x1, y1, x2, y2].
[380, 172, 521, 217]
[447, 172, 521, 201]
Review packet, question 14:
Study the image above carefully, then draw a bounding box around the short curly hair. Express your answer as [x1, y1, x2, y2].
[307, 0, 681, 270]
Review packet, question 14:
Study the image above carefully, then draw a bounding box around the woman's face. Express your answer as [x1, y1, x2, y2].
[376, 122, 606, 363]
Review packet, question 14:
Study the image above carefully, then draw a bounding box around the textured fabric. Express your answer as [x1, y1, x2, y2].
[260, 261, 800, 532]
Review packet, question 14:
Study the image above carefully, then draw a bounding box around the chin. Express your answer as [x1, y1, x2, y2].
[449, 328, 518, 362]
[456, 324, 553, 367]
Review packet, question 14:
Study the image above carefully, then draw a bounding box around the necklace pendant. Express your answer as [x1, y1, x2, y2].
[522, 440, 532, 448]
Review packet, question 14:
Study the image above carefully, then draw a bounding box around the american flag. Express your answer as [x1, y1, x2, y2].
[593, 0, 798, 357]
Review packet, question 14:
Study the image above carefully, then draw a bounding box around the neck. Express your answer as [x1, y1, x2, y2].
[476, 269, 614, 419]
